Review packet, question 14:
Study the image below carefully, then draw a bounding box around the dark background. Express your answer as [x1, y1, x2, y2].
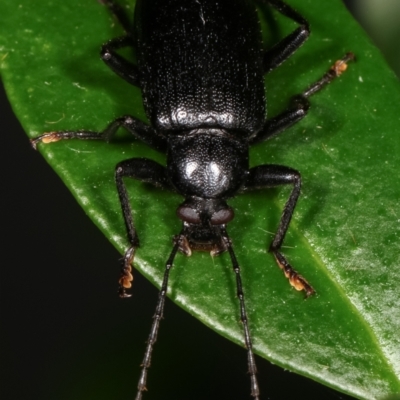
[1, 1, 398, 399]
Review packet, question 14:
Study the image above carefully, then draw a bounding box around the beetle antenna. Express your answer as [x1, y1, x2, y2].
[220, 227, 260, 400]
[135, 232, 182, 400]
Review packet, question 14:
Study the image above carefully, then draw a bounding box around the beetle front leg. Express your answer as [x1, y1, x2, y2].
[115, 158, 174, 298]
[242, 164, 315, 297]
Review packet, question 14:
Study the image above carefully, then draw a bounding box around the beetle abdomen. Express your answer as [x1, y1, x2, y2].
[135, 0, 266, 134]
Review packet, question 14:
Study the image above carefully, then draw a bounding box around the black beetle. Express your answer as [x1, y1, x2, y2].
[32, 0, 353, 398]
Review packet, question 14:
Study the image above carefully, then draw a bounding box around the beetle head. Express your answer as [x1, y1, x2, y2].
[176, 197, 234, 256]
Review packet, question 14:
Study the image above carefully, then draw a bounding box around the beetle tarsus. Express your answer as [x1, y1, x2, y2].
[30, 132, 62, 149]
[272, 250, 315, 297]
[303, 52, 355, 98]
[118, 246, 136, 298]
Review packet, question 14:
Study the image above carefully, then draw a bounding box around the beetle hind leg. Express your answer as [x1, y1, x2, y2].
[99, 0, 141, 87]
[262, 0, 310, 73]
[99, 0, 132, 33]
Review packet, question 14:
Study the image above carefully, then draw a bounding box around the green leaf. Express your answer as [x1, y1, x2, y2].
[1, 1, 399, 398]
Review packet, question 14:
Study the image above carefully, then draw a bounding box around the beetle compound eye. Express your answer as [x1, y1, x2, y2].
[177, 205, 201, 224]
[211, 207, 234, 225]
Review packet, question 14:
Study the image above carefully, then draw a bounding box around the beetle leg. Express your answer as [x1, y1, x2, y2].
[261, 0, 310, 73]
[301, 52, 355, 98]
[31, 115, 168, 153]
[101, 36, 140, 87]
[241, 164, 315, 297]
[99, 0, 132, 33]
[115, 158, 174, 298]
[250, 52, 355, 145]
[101, 115, 168, 152]
[99, 0, 140, 86]
[250, 94, 310, 145]
[221, 227, 260, 400]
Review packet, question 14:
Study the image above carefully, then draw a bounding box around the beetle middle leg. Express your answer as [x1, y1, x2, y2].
[250, 52, 355, 145]
[31, 115, 167, 152]
[115, 157, 174, 297]
[242, 164, 315, 297]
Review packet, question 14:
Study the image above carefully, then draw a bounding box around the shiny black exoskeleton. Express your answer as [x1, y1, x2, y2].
[32, 0, 354, 398]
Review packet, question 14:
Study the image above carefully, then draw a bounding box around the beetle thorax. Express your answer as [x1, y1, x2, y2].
[167, 129, 248, 199]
